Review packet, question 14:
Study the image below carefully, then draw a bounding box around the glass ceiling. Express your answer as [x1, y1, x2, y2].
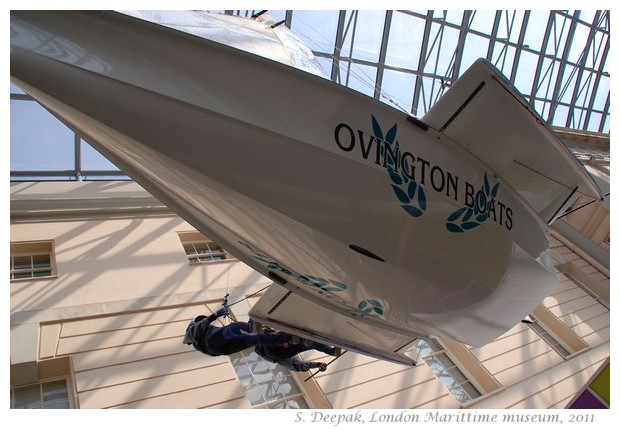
[10, 10, 610, 181]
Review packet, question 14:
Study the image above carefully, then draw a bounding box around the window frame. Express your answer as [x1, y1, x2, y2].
[409, 338, 482, 404]
[559, 262, 609, 310]
[10, 377, 73, 409]
[527, 316, 572, 358]
[177, 231, 236, 265]
[10, 240, 57, 282]
[527, 304, 590, 359]
[227, 293, 328, 409]
[229, 347, 311, 409]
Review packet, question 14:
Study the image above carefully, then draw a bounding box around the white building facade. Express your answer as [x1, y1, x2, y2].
[10, 131, 609, 409]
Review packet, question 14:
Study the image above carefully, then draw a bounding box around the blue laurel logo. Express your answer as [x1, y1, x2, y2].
[357, 299, 384, 316]
[299, 275, 348, 292]
[251, 254, 348, 292]
[372, 115, 426, 217]
[446, 173, 499, 233]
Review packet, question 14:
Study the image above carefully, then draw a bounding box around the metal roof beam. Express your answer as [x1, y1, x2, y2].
[548, 11, 580, 127]
[330, 10, 348, 84]
[411, 11, 434, 117]
[509, 11, 530, 84]
[529, 12, 555, 110]
[452, 10, 473, 80]
[374, 10, 393, 100]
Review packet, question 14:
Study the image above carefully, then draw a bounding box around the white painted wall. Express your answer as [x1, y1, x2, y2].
[10, 181, 609, 409]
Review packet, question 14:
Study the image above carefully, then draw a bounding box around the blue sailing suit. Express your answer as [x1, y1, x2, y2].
[183, 311, 291, 356]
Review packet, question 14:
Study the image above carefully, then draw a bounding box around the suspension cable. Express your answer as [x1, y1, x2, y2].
[224, 284, 272, 308]
[290, 12, 411, 115]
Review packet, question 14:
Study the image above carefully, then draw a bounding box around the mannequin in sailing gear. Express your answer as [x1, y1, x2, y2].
[255, 341, 340, 372]
[252, 323, 340, 372]
[183, 305, 292, 356]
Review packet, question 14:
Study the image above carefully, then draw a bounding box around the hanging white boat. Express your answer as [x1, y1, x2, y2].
[10, 10, 603, 366]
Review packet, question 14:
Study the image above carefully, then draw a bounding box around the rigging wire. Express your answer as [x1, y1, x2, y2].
[224, 284, 272, 309]
[283, 11, 412, 115]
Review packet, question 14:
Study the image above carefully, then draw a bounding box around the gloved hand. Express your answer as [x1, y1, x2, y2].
[215, 304, 229, 317]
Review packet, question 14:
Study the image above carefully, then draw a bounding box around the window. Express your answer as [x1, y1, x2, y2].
[230, 348, 309, 409]
[11, 380, 70, 409]
[557, 261, 609, 309]
[528, 316, 571, 358]
[528, 305, 589, 357]
[410, 338, 481, 404]
[178, 231, 233, 264]
[10, 241, 56, 281]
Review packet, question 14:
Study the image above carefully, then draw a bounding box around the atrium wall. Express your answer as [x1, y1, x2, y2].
[10, 178, 609, 409]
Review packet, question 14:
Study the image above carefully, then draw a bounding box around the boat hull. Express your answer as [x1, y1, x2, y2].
[11, 11, 558, 346]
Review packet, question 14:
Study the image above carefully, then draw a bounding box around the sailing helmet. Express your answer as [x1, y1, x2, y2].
[182, 315, 207, 345]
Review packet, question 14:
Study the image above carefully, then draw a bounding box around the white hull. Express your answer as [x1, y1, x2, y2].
[11, 11, 601, 353]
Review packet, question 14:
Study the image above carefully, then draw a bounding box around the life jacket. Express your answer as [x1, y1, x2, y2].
[255, 345, 278, 363]
[256, 343, 302, 361]
[202, 327, 251, 355]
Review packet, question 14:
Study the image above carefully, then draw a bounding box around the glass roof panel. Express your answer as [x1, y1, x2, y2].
[426, 22, 460, 74]
[568, 21, 593, 64]
[522, 11, 550, 52]
[499, 11, 526, 43]
[469, 10, 496, 35]
[379, 69, 416, 112]
[384, 13, 425, 70]
[289, 10, 340, 54]
[344, 63, 377, 97]
[513, 50, 538, 95]
[10, 100, 75, 171]
[578, 10, 598, 23]
[491, 43, 516, 76]
[81, 140, 121, 172]
[10, 9, 610, 181]
[461, 33, 489, 72]
[349, 10, 386, 63]
[444, 11, 464, 26]
[10, 83, 25, 94]
[592, 76, 610, 110]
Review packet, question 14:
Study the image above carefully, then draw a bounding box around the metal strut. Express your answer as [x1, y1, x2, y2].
[556, 192, 610, 220]
[251, 10, 268, 19]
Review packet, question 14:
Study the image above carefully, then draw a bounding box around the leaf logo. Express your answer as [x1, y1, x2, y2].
[357, 299, 384, 317]
[251, 255, 348, 292]
[299, 275, 348, 292]
[446, 173, 499, 233]
[372, 115, 426, 218]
